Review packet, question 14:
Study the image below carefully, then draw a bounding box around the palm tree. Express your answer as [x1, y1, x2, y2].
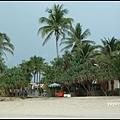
[73, 42, 100, 61]
[72, 43, 100, 95]
[29, 56, 45, 84]
[0, 32, 14, 59]
[99, 36, 120, 91]
[19, 60, 33, 80]
[62, 50, 73, 70]
[60, 23, 95, 52]
[99, 36, 120, 57]
[37, 4, 73, 57]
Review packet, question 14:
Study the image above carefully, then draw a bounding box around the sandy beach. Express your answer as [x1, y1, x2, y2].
[0, 96, 120, 119]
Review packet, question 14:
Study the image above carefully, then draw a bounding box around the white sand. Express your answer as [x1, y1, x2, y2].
[0, 96, 120, 118]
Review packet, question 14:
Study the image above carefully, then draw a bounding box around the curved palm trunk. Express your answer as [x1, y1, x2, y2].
[86, 81, 92, 96]
[81, 83, 90, 96]
[100, 80, 107, 96]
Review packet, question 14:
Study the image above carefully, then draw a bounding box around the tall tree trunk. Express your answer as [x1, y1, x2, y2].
[1, 88, 5, 97]
[81, 83, 90, 96]
[6, 87, 10, 97]
[34, 74, 36, 96]
[39, 72, 41, 84]
[34, 74, 35, 83]
[56, 31, 59, 58]
[66, 85, 70, 94]
[37, 72, 39, 84]
[100, 81, 107, 96]
[12, 88, 14, 97]
[101, 86, 107, 96]
[86, 80, 92, 96]
[110, 80, 114, 96]
[111, 80, 114, 91]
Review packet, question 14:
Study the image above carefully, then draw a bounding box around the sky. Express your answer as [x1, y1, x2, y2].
[0, 1, 120, 68]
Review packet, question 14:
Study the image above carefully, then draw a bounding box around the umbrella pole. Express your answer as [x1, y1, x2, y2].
[54, 88, 56, 97]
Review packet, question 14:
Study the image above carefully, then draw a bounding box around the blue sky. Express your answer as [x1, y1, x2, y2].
[0, 1, 120, 68]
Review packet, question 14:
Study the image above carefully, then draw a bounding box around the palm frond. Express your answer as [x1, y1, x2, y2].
[3, 42, 14, 51]
[0, 50, 8, 59]
[39, 17, 52, 25]
[81, 29, 91, 39]
[37, 25, 53, 37]
[60, 44, 73, 52]
[42, 30, 54, 46]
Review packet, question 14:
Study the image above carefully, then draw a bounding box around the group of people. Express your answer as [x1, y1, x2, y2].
[9, 88, 28, 97]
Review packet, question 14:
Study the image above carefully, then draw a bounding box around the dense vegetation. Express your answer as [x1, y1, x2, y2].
[0, 4, 120, 97]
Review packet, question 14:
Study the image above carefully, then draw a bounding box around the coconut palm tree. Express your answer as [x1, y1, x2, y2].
[29, 55, 45, 84]
[0, 32, 14, 59]
[73, 42, 100, 62]
[72, 43, 100, 94]
[99, 36, 120, 57]
[60, 23, 95, 52]
[99, 36, 120, 91]
[37, 4, 73, 57]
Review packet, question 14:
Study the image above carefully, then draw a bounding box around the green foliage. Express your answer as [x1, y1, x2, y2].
[0, 32, 14, 59]
[0, 4, 120, 97]
[115, 88, 120, 91]
[38, 86, 44, 92]
[0, 67, 31, 90]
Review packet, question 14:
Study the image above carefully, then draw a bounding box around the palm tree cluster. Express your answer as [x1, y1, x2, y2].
[41, 36, 120, 96]
[0, 3, 120, 97]
[38, 4, 120, 96]
[0, 55, 45, 96]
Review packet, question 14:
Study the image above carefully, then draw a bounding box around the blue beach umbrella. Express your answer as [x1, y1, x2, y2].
[48, 83, 61, 96]
[48, 83, 61, 87]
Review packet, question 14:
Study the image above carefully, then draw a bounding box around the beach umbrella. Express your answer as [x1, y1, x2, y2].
[48, 83, 61, 97]
[48, 83, 61, 87]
